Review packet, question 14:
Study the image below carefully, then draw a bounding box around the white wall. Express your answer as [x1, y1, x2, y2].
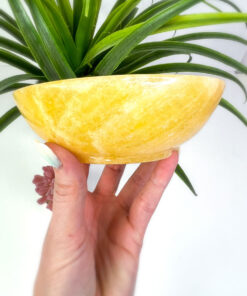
[0, 1, 247, 296]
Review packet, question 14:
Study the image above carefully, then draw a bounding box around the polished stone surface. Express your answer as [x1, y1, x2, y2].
[14, 75, 224, 164]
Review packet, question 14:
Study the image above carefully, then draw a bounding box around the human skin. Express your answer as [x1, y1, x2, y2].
[33, 143, 178, 296]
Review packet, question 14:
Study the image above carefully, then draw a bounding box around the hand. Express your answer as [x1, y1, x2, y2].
[33, 143, 178, 296]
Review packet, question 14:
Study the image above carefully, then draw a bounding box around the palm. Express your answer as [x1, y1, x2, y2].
[84, 173, 145, 295]
[80, 157, 177, 295]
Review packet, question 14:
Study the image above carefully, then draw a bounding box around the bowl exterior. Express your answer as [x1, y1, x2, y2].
[13, 75, 224, 164]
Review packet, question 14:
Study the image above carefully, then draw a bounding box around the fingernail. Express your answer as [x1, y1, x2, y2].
[34, 140, 62, 169]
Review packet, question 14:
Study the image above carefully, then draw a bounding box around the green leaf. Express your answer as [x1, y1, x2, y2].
[0, 74, 46, 93]
[168, 32, 247, 45]
[128, 0, 181, 26]
[0, 17, 25, 44]
[117, 7, 139, 30]
[115, 50, 179, 73]
[129, 41, 247, 75]
[202, 0, 221, 12]
[175, 164, 197, 196]
[0, 8, 18, 27]
[117, 32, 247, 73]
[120, 31, 247, 74]
[93, 0, 141, 44]
[0, 49, 43, 76]
[94, 0, 201, 76]
[57, 0, 73, 33]
[73, 0, 83, 35]
[0, 36, 34, 60]
[42, 0, 80, 68]
[115, 50, 192, 73]
[25, 0, 76, 79]
[218, 0, 247, 27]
[133, 62, 247, 100]
[0, 106, 21, 133]
[218, 0, 241, 12]
[109, 0, 126, 13]
[8, 0, 59, 81]
[80, 12, 247, 72]
[219, 98, 247, 126]
[75, 0, 102, 59]
[187, 54, 192, 63]
[77, 24, 141, 72]
[155, 13, 247, 34]
[0, 83, 32, 95]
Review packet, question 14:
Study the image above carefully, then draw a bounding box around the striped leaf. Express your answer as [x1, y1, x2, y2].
[73, 0, 83, 35]
[175, 164, 197, 196]
[75, 0, 102, 59]
[0, 49, 43, 76]
[219, 99, 247, 126]
[78, 24, 140, 72]
[115, 50, 179, 73]
[94, 0, 201, 75]
[117, 7, 139, 29]
[117, 32, 247, 73]
[168, 32, 247, 45]
[80, 13, 247, 72]
[8, 0, 59, 80]
[0, 106, 21, 133]
[25, 0, 76, 79]
[0, 36, 34, 60]
[128, 0, 181, 26]
[130, 41, 247, 75]
[0, 8, 18, 27]
[218, 0, 247, 27]
[156, 13, 247, 33]
[203, 0, 221, 12]
[57, 0, 73, 33]
[115, 50, 192, 73]
[0, 83, 32, 95]
[0, 74, 46, 93]
[93, 0, 141, 43]
[218, 0, 242, 12]
[109, 0, 126, 13]
[0, 17, 25, 44]
[133, 62, 247, 100]
[42, 0, 80, 68]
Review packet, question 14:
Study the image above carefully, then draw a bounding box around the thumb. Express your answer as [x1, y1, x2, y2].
[45, 142, 89, 234]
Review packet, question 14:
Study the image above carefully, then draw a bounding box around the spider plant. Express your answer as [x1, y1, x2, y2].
[0, 0, 247, 195]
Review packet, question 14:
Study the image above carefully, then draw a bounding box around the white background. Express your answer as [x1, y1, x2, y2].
[0, 1, 247, 295]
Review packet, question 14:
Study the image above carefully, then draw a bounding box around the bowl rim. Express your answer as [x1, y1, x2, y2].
[13, 73, 224, 94]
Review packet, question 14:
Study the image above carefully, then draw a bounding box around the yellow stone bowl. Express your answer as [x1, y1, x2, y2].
[13, 74, 225, 164]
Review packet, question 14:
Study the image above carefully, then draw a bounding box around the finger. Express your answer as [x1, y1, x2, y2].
[94, 164, 126, 198]
[129, 151, 178, 236]
[118, 161, 158, 210]
[45, 142, 89, 234]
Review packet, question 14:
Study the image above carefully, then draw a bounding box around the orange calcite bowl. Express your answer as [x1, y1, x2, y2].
[13, 74, 225, 164]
